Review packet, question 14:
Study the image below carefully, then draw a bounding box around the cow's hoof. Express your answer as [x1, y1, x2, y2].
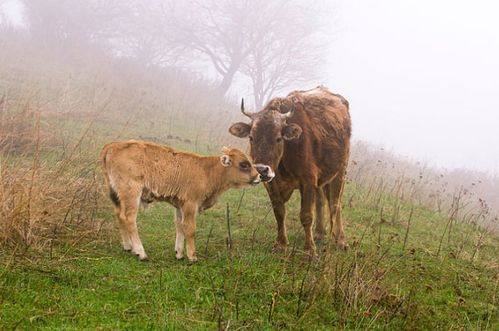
[305, 252, 319, 263]
[314, 231, 326, 243]
[314, 234, 328, 245]
[303, 245, 318, 259]
[272, 243, 288, 253]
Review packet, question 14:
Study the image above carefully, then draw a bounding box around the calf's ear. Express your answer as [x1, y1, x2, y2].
[229, 122, 251, 138]
[220, 154, 232, 167]
[282, 123, 302, 140]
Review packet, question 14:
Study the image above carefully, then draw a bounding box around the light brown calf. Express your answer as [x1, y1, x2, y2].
[100, 140, 262, 262]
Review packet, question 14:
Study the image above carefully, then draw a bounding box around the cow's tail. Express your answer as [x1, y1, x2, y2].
[99, 145, 120, 207]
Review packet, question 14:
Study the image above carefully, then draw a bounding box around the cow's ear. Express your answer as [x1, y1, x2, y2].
[220, 154, 232, 167]
[229, 122, 251, 138]
[282, 123, 302, 140]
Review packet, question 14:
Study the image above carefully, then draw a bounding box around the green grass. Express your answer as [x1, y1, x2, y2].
[1, 184, 498, 330]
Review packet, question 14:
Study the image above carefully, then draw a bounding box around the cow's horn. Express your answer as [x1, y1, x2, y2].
[241, 98, 255, 118]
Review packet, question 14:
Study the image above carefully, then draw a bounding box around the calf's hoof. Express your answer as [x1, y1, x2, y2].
[175, 250, 184, 260]
[137, 254, 149, 261]
[188, 255, 198, 263]
[336, 240, 349, 251]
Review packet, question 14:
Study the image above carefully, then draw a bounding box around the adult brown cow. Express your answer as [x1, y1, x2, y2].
[229, 85, 351, 256]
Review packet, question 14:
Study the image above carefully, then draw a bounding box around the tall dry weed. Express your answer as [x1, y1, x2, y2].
[348, 141, 499, 232]
[0, 97, 108, 253]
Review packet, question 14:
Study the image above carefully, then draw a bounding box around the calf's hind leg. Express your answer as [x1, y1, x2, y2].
[119, 187, 148, 260]
[115, 205, 132, 251]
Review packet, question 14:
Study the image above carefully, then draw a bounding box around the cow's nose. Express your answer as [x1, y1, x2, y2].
[256, 164, 271, 175]
[255, 164, 275, 182]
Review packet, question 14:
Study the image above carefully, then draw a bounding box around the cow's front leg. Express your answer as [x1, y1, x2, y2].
[265, 181, 294, 252]
[270, 196, 288, 251]
[181, 202, 198, 262]
[300, 184, 317, 257]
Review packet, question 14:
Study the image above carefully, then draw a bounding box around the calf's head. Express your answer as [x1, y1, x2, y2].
[228, 98, 302, 182]
[220, 147, 262, 187]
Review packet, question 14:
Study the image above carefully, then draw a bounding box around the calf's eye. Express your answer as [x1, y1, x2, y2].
[239, 161, 251, 171]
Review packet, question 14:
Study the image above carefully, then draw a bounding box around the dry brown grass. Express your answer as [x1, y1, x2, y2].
[348, 141, 499, 232]
[0, 97, 108, 253]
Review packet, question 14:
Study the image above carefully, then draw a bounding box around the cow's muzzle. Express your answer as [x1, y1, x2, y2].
[255, 164, 275, 182]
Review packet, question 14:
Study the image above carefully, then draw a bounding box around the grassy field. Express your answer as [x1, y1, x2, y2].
[1, 31, 498, 330]
[1, 179, 498, 330]
[0, 78, 497, 330]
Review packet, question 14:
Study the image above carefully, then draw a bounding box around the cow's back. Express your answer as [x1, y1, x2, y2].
[284, 86, 351, 185]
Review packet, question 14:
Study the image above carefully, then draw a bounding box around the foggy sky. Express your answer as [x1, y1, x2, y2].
[2, 0, 498, 174]
[327, 0, 499, 173]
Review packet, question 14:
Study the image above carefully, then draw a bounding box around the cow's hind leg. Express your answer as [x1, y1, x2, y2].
[174, 208, 185, 260]
[299, 184, 317, 257]
[314, 187, 327, 242]
[119, 186, 148, 260]
[326, 171, 348, 250]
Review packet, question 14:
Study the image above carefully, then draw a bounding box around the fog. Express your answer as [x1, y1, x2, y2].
[328, 0, 499, 173]
[1, 0, 498, 174]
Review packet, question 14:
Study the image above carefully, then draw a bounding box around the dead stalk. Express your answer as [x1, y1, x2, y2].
[225, 203, 232, 253]
[402, 207, 414, 251]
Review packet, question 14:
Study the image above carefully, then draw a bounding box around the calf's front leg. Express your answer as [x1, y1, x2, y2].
[181, 202, 198, 262]
[174, 208, 185, 259]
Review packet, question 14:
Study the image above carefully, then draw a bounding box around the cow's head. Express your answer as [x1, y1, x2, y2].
[228, 98, 302, 182]
[220, 147, 262, 186]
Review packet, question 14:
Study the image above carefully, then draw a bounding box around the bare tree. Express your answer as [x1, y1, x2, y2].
[110, 1, 184, 67]
[164, 0, 287, 96]
[164, 0, 333, 101]
[242, 1, 330, 107]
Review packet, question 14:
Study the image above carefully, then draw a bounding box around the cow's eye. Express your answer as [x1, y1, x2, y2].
[276, 137, 282, 143]
[249, 136, 254, 142]
[239, 161, 251, 171]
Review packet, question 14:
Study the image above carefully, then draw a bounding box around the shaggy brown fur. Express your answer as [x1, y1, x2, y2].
[100, 140, 261, 261]
[229, 85, 351, 256]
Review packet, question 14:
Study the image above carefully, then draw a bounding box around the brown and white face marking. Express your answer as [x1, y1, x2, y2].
[220, 147, 262, 186]
[228, 98, 302, 181]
